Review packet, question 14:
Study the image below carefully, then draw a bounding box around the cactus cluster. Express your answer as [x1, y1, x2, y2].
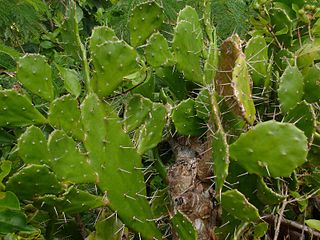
[0, 0, 320, 239]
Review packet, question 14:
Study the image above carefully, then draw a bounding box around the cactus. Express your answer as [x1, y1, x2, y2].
[129, 1, 165, 47]
[0, 90, 47, 127]
[17, 126, 50, 165]
[0, 161, 11, 191]
[245, 35, 268, 87]
[172, 6, 203, 84]
[172, 99, 205, 136]
[145, 32, 173, 67]
[123, 94, 153, 132]
[48, 95, 84, 140]
[256, 177, 286, 205]
[284, 101, 316, 141]
[195, 89, 211, 121]
[37, 186, 107, 215]
[16, 54, 54, 101]
[229, 120, 308, 177]
[48, 130, 96, 184]
[221, 189, 260, 222]
[278, 65, 304, 114]
[81, 94, 161, 239]
[6, 165, 63, 200]
[89, 26, 117, 47]
[171, 211, 197, 240]
[56, 66, 81, 98]
[90, 40, 139, 97]
[136, 103, 167, 155]
[303, 66, 320, 103]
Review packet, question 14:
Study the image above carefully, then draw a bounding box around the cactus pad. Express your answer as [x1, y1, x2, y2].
[17, 54, 54, 101]
[18, 126, 50, 165]
[172, 6, 203, 84]
[0, 90, 46, 127]
[56, 66, 81, 97]
[124, 94, 153, 132]
[129, 1, 165, 47]
[90, 40, 139, 97]
[6, 165, 63, 200]
[81, 94, 161, 239]
[245, 35, 268, 87]
[278, 65, 304, 114]
[172, 99, 206, 136]
[212, 129, 229, 196]
[195, 89, 211, 121]
[229, 121, 308, 177]
[171, 211, 197, 240]
[136, 103, 167, 155]
[303, 66, 320, 103]
[256, 177, 286, 205]
[145, 32, 172, 67]
[48, 130, 96, 184]
[221, 189, 260, 222]
[48, 95, 84, 140]
[89, 26, 117, 47]
[284, 101, 316, 141]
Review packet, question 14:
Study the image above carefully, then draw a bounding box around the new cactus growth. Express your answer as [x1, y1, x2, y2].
[171, 211, 197, 240]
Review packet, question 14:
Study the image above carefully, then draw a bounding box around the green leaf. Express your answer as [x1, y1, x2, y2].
[305, 219, 320, 231]
[57, 66, 81, 97]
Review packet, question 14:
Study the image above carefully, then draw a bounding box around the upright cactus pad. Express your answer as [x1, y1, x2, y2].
[172, 6, 203, 84]
[81, 94, 161, 239]
[245, 35, 268, 87]
[195, 89, 211, 121]
[171, 211, 197, 240]
[129, 1, 165, 47]
[124, 94, 153, 132]
[303, 66, 320, 103]
[278, 65, 304, 114]
[6, 165, 63, 200]
[221, 189, 260, 222]
[232, 53, 256, 124]
[0, 90, 46, 127]
[212, 129, 229, 196]
[230, 121, 308, 177]
[145, 32, 173, 67]
[48, 95, 84, 140]
[18, 126, 50, 165]
[136, 103, 167, 155]
[56, 66, 81, 98]
[90, 40, 139, 97]
[48, 130, 96, 184]
[17, 54, 54, 101]
[172, 99, 206, 136]
[89, 26, 117, 47]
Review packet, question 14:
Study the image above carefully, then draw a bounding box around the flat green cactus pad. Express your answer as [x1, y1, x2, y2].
[18, 126, 50, 165]
[6, 165, 63, 200]
[48, 95, 84, 140]
[129, 1, 165, 47]
[221, 189, 260, 222]
[212, 129, 229, 196]
[245, 35, 268, 87]
[256, 177, 286, 205]
[230, 121, 308, 177]
[56, 66, 81, 97]
[172, 99, 206, 136]
[17, 54, 54, 101]
[81, 94, 161, 239]
[136, 103, 167, 155]
[37, 187, 106, 215]
[48, 130, 96, 184]
[284, 101, 316, 141]
[171, 211, 197, 240]
[124, 94, 153, 132]
[0, 90, 46, 127]
[278, 65, 304, 114]
[90, 40, 139, 97]
[89, 26, 117, 47]
[195, 89, 211, 121]
[145, 32, 172, 67]
[303, 66, 320, 103]
[173, 7, 203, 84]
[232, 53, 256, 124]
